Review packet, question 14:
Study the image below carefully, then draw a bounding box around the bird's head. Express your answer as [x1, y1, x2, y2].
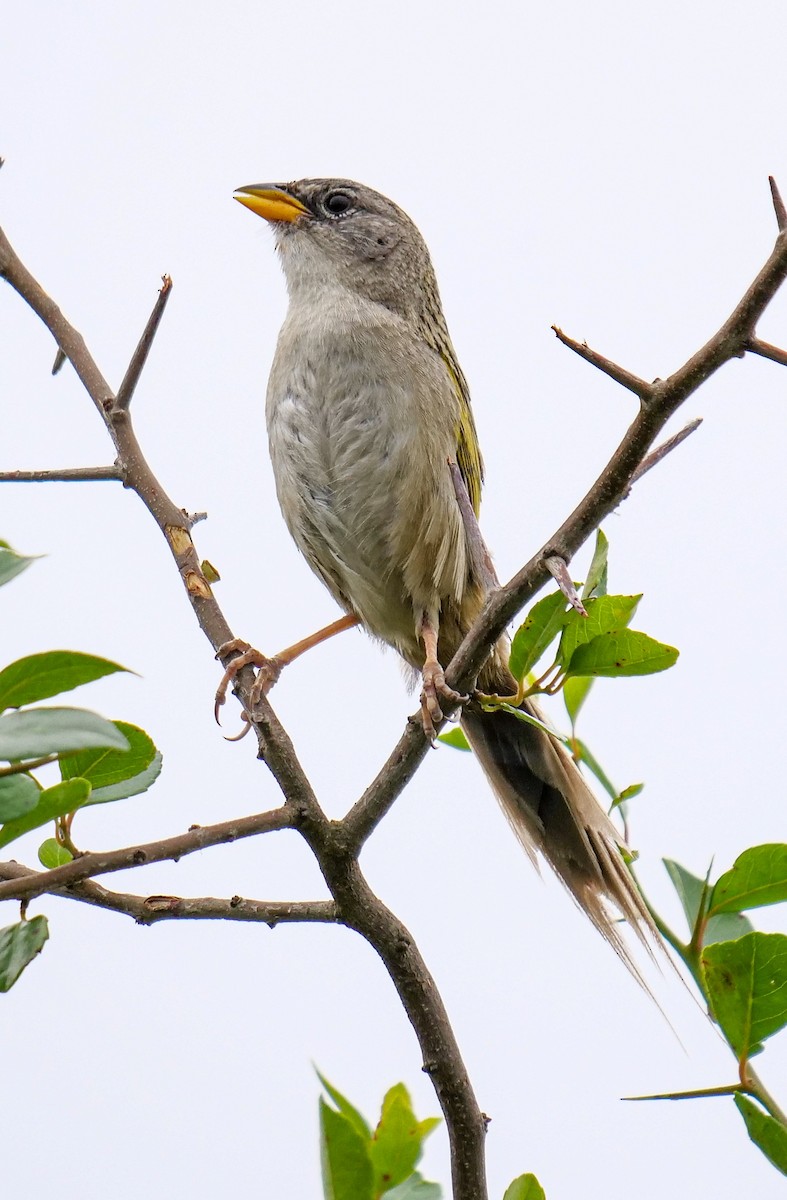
[233, 178, 440, 325]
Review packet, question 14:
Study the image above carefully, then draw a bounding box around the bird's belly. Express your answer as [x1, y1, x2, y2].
[267, 380, 425, 656]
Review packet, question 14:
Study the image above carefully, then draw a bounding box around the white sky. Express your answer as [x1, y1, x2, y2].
[2, 3, 787, 1197]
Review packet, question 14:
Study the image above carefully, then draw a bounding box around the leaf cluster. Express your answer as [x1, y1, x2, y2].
[0, 543, 161, 991]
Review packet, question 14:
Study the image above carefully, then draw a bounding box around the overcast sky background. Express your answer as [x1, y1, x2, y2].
[2, 3, 787, 1197]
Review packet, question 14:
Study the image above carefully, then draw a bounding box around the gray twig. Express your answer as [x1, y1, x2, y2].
[114, 275, 173, 411]
[0, 466, 123, 484]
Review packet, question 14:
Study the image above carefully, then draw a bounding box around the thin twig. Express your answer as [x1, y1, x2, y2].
[628, 418, 703, 486]
[624, 1084, 742, 1102]
[551, 326, 653, 398]
[0, 806, 295, 902]
[114, 275, 173, 411]
[746, 336, 787, 368]
[0, 466, 123, 484]
[0, 862, 338, 925]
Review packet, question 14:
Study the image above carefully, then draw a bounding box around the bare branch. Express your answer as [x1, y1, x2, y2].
[746, 335, 787, 368]
[0, 466, 123, 483]
[0, 806, 295, 903]
[344, 720, 430, 849]
[0, 862, 338, 925]
[114, 275, 173, 411]
[551, 326, 653, 398]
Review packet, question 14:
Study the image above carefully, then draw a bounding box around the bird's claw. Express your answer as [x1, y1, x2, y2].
[420, 659, 468, 741]
[214, 638, 283, 733]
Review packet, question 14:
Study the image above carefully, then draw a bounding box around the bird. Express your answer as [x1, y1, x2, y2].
[226, 177, 659, 976]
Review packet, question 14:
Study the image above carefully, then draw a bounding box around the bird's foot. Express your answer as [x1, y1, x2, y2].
[420, 658, 468, 741]
[214, 638, 283, 735]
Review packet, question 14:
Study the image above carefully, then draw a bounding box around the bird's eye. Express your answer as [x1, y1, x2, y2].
[323, 191, 353, 217]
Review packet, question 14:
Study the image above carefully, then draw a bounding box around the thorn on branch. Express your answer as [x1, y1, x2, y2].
[114, 274, 173, 412]
[769, 176, 787, 233]
[628, 418, 703, 486]
[544, 556, 588, 616]
[551, 326, 652, 399]
[51, 348, 67, 375]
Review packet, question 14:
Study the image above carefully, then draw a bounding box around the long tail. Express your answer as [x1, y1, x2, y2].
[461, 696, 660, 981]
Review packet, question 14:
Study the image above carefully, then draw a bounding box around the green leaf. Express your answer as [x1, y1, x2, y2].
[563, 675, 593, 727]
[0, 707, 130, 761]
[503, 1175, 547, 1200]
[86, 751, 163, 805]
[38, 837, 74, 868]
[565, 629, 679, 678]
[316, 1070, 372, 1142]
[557, 593, 641, 669]
[709, 845, 787, 916]
[385, 1175, 442, 1200]
[571, 738, 618, 803]
[702, 932, 787, 1059]
[509, 592, 568, 682]
[0, 915, 49, 991]
[0, 772, 40, 821]
[0, 544, 37, 589]
[0, 778, 91, 849]
[663, 859, 753, 946]
[60, 721, 156, 789]
[614, 782, 644, 809]
[734, 1094, 787, 1176]
[582, 529, 609, 600]
[369, 1084, 438, 1196]
[492, 703, 571, 746]
[0, 651, 129, 712]
[319, 1097, 374, 1200]
[436, 728, 471, 752]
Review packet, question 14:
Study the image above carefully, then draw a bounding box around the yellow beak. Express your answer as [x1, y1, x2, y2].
[233, 185, 309, 224]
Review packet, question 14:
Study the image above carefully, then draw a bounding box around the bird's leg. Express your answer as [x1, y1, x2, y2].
[215, 613, 360, 725]
[418, 612, 468, 740]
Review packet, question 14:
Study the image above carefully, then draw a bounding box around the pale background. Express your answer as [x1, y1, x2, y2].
[2, 3, 786, 1197]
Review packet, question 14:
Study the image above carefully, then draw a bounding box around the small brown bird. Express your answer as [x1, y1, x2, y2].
[229, 177, 658, 975]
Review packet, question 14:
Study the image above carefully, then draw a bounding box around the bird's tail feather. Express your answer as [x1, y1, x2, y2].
[461, 697, 661, 984]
